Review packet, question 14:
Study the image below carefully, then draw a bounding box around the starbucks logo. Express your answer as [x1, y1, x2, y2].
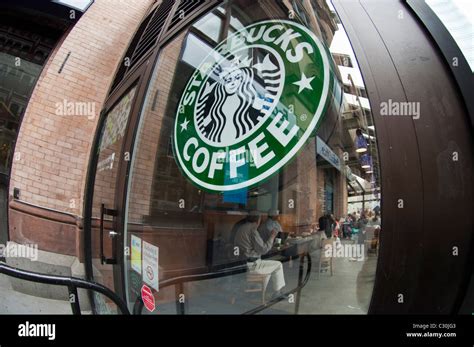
[174, 20, 331, 192]
[195, 49, 283, 146]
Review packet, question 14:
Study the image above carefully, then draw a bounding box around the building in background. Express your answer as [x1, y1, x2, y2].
[1, 0, 153, 304]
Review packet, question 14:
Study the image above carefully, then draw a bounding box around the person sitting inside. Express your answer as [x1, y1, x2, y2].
[258, 209, 284, 243]
[234, 210, 286, 298]
[310, 219, 328, 251]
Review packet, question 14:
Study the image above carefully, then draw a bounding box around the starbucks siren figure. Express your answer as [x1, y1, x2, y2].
[196, 55, 280, 146]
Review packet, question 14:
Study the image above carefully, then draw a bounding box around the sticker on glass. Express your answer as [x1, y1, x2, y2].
[131, 234, 142, 274]
[174, 20, 331, 191]
[142, 241, 159, 292]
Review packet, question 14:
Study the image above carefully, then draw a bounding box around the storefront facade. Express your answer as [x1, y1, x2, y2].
[0, 0, 94, 245]
[3, 0, 473, 315]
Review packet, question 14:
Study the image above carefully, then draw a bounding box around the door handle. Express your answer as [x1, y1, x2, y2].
[100, 203, 118, 265]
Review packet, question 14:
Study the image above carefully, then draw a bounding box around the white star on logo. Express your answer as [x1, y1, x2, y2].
[180, 118, 189, 132]
[293, 73, 315, 94]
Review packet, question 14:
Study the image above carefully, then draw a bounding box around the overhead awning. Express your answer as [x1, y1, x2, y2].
[316, 136, 341, 171]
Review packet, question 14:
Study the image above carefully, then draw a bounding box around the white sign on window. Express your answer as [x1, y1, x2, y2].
[142, 241, 159, 292]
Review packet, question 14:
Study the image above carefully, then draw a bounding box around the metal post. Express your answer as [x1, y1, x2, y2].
[68, 285, 81, 315]
[175, 282, 186, 315]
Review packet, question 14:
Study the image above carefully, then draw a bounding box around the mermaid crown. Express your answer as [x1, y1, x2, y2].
[218, 55, 253, 79]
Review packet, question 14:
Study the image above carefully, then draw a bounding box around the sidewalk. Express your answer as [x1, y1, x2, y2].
[0, 273, 72, 314]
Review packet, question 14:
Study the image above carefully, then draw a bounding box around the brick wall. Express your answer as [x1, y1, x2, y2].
[316, 166, 326, 217]
[9, 0, 153, 217]
[296, 138, 318, 227]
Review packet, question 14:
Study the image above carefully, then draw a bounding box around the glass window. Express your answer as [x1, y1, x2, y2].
[90, 86, 137, 314]
[124, 0, 381, 314]
[193, 11, 223, 43]
[181, 34, 214, 69]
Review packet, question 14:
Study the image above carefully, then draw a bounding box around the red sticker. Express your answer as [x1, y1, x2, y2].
[141, 284, 155, 312]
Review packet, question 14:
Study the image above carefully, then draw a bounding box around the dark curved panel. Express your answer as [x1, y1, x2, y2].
[406, 0, 474, 129]
[333, 0, 473, 313]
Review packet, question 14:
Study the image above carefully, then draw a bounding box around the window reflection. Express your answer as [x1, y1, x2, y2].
[124, 0, 381, 314]
[0, 55, 41, 175]
[193, 12, 223, 43]
[182, 34, 214, 69]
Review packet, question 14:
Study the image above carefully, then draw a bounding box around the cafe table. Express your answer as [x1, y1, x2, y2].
[286, 234, 319, 255]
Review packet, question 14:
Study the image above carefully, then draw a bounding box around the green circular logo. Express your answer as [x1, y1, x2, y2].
[174, 20, 330, 192]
